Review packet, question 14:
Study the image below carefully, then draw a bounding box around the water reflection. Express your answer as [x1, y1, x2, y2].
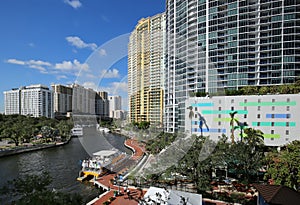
[0, 128, 129, 204]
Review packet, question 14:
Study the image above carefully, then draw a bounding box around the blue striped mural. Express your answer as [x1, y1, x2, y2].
[193, 128, 226, 133]
[266, 114, 291, 118]
[191, 102, 214, 107]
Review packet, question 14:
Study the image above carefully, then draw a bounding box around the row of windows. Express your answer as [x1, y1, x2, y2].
[227, 98, 293, 104]
[193, 127, 291, 136]
[194, 106, 292, 114]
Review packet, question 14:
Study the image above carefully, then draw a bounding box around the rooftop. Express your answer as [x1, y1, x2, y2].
[93, 149, 118, 157]
[254, 184, 300, 205]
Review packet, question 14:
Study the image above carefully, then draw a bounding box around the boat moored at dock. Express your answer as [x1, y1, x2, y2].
[96, 124, 111, 133]
[77, 149, 126, 181]
[98, 127, 111, 133]
[71, 127, 83, 136]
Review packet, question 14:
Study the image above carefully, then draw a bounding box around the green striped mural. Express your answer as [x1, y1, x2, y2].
[252, 122, 296, 127]
[213, 118, 239, 122]
[263, 134, 281, 139]
[202, 110, 248, 114]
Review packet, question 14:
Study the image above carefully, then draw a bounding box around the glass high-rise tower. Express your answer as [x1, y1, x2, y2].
[164, 0, 300, 133]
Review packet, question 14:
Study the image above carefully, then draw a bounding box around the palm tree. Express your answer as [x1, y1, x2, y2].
[187, 106, 194, 134]
[229, 111, 238, 143]
[237, 121, 248, 142]
[243, 128, 264, 147]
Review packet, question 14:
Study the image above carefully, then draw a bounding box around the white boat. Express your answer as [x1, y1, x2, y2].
[98, 127, 110, 133]
[71, 127, 83, 136]
[77, 149, 126, 180]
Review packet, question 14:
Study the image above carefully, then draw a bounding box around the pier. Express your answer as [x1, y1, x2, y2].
[87, 138, 147, 205]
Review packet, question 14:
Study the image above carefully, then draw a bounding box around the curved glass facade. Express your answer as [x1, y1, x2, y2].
[165, 0, 300, 132]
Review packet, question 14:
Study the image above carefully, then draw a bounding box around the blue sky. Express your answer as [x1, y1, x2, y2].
[0, 0, 165, 112]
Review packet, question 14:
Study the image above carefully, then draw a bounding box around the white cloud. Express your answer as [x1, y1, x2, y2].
[64, 0, 82, 9]
[86, 73, 97, 79]
[28, 65, 47, 73]
[6, 58, 91, 78]
[6, 59, 25, 65]
[99, 48, 107, 56]
[56, 75, 68, 80]
[6, 58, 51, 73]
[66, 36, 97, 51]
[98, 82, 128, 95]
[55, 61, 73, 70]
[110, 82, 128, 93]
[82, 82, 99, 91]
[28, 60, 51, 67]
[55, 59, 89, 72]
[100, 68, 120, 79]
[99, 81, 128, 110]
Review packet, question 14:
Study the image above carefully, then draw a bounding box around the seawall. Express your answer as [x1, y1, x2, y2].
[0, 138, 71, 158]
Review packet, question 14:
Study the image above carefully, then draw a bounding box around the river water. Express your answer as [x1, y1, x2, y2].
[0, 127, 130, 204]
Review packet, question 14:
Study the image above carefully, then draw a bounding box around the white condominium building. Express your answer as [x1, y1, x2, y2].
[4, 89, 20, 115]
[109, 96, 122, 118]
[185, 94, 300, 147]
[4, 84, 53, 118]
[51, 84, 73, 116]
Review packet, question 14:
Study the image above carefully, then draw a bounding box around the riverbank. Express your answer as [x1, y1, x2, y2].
[0, 137, 72, 158]
[0, 135, 101, 204]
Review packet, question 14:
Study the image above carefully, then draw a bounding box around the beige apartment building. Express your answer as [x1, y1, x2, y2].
[128, 13, 165, 126]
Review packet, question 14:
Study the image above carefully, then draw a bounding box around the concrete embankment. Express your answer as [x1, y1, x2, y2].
[0, 139, 71, 158]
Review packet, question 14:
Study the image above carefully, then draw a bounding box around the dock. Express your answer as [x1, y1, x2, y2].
[87, 138, 147, 205]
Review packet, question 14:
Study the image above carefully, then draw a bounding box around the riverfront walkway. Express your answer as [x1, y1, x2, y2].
[90, 138, 147, 205]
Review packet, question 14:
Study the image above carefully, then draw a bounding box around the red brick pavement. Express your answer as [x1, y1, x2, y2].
[92, 138, 147, 205]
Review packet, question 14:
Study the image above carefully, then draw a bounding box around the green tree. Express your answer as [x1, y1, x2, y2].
[268, 86, 279, 94]
[279, 84, 291, 94]
[241, 86, 258, 95]
[1, 123, 23, 146]
[56, 120, 72, 141]
[139, 121, 150, 129]
[0, 115, 71, 146]
[0, 172, 83, 205]
[40, 126, 54, 142]
[258, 86, 269, 95]
[176, 137, 215, 193]
[145, 132, 176, 154]
[226, 128, 265, 184]
[243, 128, 264, 146]
[265, 141, 300, 191]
